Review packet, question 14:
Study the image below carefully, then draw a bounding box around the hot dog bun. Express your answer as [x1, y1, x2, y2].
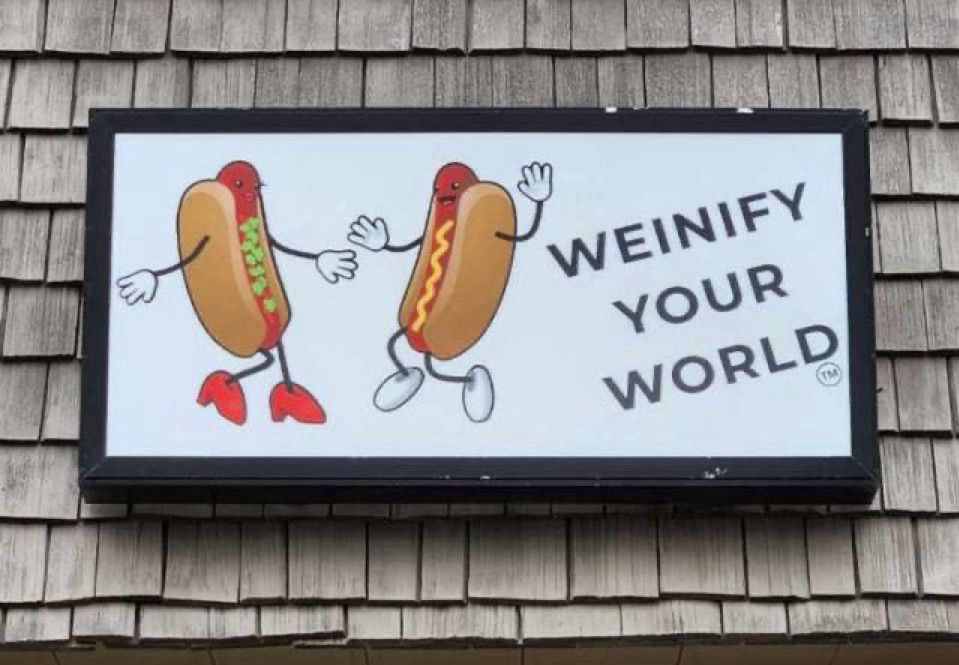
[177, 180, 290, 358]
[400, 182, 516, 360]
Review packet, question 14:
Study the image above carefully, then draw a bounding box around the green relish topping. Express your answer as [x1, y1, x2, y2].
[238, 216, 271, 304]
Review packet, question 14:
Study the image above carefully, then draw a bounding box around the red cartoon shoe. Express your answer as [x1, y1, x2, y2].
[269, 382, 327, 424]
[197, 371, 247, 425]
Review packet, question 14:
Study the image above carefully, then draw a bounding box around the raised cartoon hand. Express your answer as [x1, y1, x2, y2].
[316, 249, 358, 284]
[348, 215, 389, 252]
[519, 162, 553, 203]
[116, 269, 158, 305]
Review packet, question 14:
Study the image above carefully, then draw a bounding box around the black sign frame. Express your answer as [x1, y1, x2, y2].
[81, 108, 876, 504]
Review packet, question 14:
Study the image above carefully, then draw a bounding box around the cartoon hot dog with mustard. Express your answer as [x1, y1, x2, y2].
[116, 160, 357, 426]
[350, 161, 553, 423]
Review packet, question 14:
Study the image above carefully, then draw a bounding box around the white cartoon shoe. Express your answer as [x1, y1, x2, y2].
[462, 365, 494, 423]
[373, 368, 425, 412]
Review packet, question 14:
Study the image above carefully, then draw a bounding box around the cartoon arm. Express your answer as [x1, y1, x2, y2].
[496, 161, 553, 243]
[348, 215, 423, 254]
[116, 236, 209, 305]
[267, 234, 358, 285]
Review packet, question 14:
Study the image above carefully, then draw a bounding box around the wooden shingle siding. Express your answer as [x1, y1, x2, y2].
[403, 605, 518, 640]
[743, 516, 809, 599]
[833, 0, 906, 51]
[894, 357, 951, 432]
[526, 0, 570, 51]
[339, 0, 412, 52]
[0, 523, 47, 602]
[571, 0, 625, 52]
[95, 521, 164, 598]
[71, 602, 137, 640]
[570, 515, 658, 600]
[712, 55, 769, 107]
[855, 516, 917, 594]
[469, 518, 567, 601]
[690, 0, 736, 48]
[470, 0, 525, 51]
[0, 208, 49, 281]
[164, 521, 240, 604]
[0, 0, 46, 52]
[659, 517, 745, 596]
[44, 0, 114, 54]
[806, 517, 857, 596]
[112, 0, 172, 53]
[219, 0, 286, 53]
[8, 60, 75, 130]
[288, 520, 366, 600]
[905, 0, 959, 49]
[285, 0, 337, 51]
[1, 0, 959, 650]
[626, 0, 689, 49]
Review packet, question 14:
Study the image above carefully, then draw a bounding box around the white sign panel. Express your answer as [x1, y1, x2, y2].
[80, 110, 876, 503]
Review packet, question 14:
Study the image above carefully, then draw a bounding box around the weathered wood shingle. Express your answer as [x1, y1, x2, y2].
[19, 135, 87, 204]
[690, 0, 736, 48]
[917, 519, 959, 595]
[645, 53, 711, 107]
[786, 0, 835, 49]
[788, 599, 887, 634]
[368, 521, 419, 601]
[880, 437, 938, 512]
[339, 0, 412, 52]
[0, 134, 21, 201]
[191, 58, 256, 107]
[833, 0, 906, 50]
[470, 0, 524, 50]
[923, 278, 959, 350]
[659, 517, 745, 596]
[626, 0, 689, 48]
[934, 439, 959, 514]
[170, 0, 222, 52]
[819, 56, 878, 121]
[526, 0, 570, 51]
[877, 202, 939, 274]
[165, 521, 240, 604]
[4, 607, 71, 644]
[44, 523, 98, 603]
[420, 519, 466, 601]
[403, 605, 518, 641]
[8, 60, 75, 130]
[298, 57, 364, 106]
[95, 520, 164, 598]
[570, 515, 658, 599]
[855, 517, 917, 594]
[744, 516, 809, 599]
[555, 58, 598, 106]
[767, 55, 820, 108]
[0, 445, 77, 519]
[134, 57, 192, 107]
[934, 57, 959, 125]
[879, 55, 932, 123]
[239, 521, 286, 602]
[621, 600, 722, 636]
[46, 209, 85, 283]
[0, 361, 47, 440]
[492, 55, 553, 105]
[894, 357, 951, 432]
[712, 55, 769, 107]
[571, 0, 625, 51]
[254, 57, 300, 106]
[365, 57, 435, 107]
[0, 208, 49, 281]
[45, 0, 114, 53]
[469, 518, 567, 601]
[288, 520, 366, 600]
[874, 280, 927, 351]
[722, 601, 788, 634]
[220, 0, 285, 52]
[0, 523, 47, 603]
[259, 605, 345, 638]
[735, 0, 783, 47]
[73, 60, 136, 128]
[870, 127, 911, 195]
[112, 0, 172, 53]
[285, 0, 336, 51]
[806, 516, 857, 596]
[435, 56, 494, 106]
[2, 285, 79, 357]
[523, 604, 620, 640]
[72, 602, 138, 641]
[0, 0, 46, 51]
[905, 0, 959, 49]
[412, 0, 468, 51]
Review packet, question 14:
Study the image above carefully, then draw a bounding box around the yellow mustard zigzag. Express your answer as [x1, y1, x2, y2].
[411, 219, 455, 332]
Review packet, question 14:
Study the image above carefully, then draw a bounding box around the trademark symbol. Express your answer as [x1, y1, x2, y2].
[816, 362, 842, 387]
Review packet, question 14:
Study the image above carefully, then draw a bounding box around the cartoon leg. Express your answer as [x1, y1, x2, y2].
[424, 354, 494, 424]
[197, 351, 275, 425]
[373, 328, 425, 412]
[269, 340, 326, 424]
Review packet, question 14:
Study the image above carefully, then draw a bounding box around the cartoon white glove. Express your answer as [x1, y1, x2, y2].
[519, 162, 553, 203]
[316, 249, 358, 284]
[348, 215, 389, 252]
[117, 269, 158, 305]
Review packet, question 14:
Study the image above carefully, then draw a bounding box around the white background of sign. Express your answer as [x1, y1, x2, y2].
[108, 132, 849, 457]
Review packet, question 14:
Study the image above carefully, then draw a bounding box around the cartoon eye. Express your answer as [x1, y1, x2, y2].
[452, 182, 460, 189]
[234, 180, 243, 188]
